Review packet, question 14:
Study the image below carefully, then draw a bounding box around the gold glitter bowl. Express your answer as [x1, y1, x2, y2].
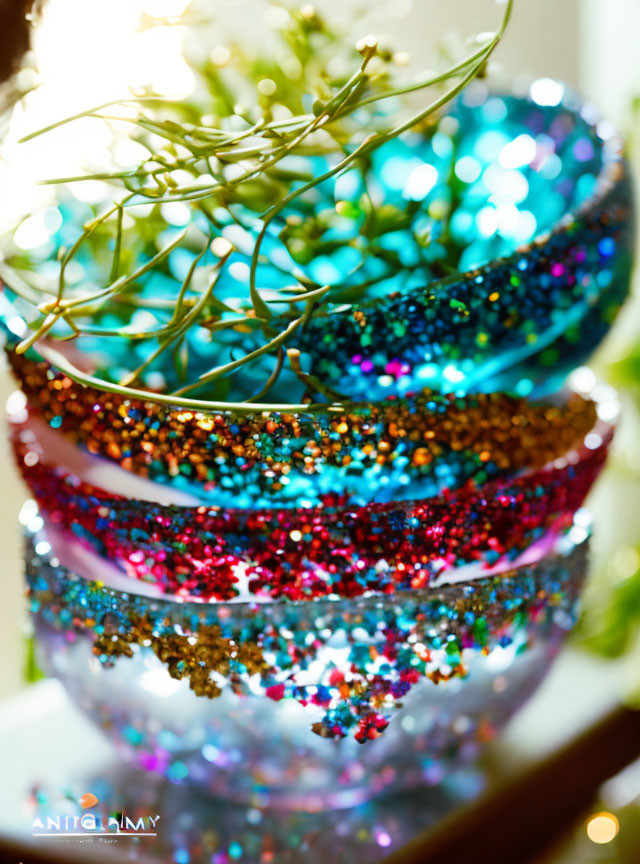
[8, 348, 599, 510]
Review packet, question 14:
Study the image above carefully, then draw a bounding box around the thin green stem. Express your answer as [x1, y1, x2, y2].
[119, 247, 230, 386]
[8, 0, 515, 408]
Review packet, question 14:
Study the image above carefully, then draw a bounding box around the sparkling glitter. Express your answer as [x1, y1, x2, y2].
[9, 353, 599, 508]
[0, 89, 632, 408]
[25, 514, 590, 742]
[0, 85, 632, 790]
[13, 418, 611, 601]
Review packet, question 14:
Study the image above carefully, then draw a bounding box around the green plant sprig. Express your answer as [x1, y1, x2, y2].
[6, 0, 513, 413]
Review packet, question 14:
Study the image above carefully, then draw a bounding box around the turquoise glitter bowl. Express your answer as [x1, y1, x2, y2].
[0, 80, 633, 404]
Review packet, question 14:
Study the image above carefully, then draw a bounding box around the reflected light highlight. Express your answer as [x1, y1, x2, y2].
[586, 812, 620, 845]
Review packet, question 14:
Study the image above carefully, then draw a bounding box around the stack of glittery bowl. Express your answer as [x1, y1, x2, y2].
[2, 82, 634, 809]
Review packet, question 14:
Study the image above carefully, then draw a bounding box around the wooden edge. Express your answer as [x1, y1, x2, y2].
[383, 705, 640, 864]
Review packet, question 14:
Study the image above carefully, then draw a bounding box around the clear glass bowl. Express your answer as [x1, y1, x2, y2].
[26, 517, 589, 810]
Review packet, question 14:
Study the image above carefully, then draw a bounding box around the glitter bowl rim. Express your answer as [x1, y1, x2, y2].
[306, 80, 626, 323]
[26, 507, 593, 613]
